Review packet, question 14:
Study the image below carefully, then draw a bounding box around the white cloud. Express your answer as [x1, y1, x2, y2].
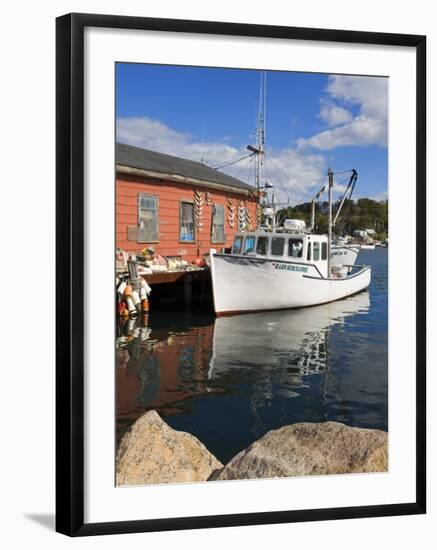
[116, 117, 238, 167]
[263, 147, 326, 204]
[297, 75, 388, 150]
[319, 100, 353, 127]
[117, 116, 327, 204]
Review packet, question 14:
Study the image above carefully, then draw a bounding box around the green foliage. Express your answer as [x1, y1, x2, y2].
[277, 198, 388, 238]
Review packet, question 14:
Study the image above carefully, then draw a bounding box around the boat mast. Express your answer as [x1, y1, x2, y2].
[256, 72, 266, 191]
[327, 168, 333, 278]
[248, 72, 266, 191]
[247, 72, 268, 227]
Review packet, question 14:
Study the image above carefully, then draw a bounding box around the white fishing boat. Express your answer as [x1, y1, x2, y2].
[210, 74, 370, 316]
[210, 225, 370, 315]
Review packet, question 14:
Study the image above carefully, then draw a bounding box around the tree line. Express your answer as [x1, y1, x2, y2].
[277, 198, 388, 240]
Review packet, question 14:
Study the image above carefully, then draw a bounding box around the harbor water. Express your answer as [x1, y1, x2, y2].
[116, 248, 388, 464]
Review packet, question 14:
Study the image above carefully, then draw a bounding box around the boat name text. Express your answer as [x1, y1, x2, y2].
[273, 263, 309, 273]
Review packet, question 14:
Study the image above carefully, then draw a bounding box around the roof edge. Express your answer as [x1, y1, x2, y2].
[116, 164, 257, 197]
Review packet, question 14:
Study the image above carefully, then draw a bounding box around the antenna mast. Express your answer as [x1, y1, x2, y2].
[255, 72, 266, 190]
[247, 72, 266, 190]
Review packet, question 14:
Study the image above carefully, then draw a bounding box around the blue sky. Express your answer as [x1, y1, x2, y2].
[116, 63, 388, 204]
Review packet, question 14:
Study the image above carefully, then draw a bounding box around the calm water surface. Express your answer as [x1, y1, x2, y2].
[116, 248, 387, 464]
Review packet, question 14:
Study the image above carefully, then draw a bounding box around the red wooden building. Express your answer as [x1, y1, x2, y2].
[116, 143, 259, 262]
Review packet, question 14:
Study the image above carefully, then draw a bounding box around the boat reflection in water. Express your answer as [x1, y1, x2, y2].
[209, 291, 370, 382]
[116, 290, 376, 462]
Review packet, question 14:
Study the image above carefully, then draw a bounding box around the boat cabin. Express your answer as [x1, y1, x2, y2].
[230, 231, 330, 278]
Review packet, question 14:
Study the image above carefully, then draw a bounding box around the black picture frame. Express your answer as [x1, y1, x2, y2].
[56, 12, 426, 537]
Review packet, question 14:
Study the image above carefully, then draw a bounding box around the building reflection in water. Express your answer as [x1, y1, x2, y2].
[116, 291, 370, 445]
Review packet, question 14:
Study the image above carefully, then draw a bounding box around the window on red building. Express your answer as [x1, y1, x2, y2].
[180, 201, 195, 242]
[138, 194, 159, 242]
[211, 205, 225, 243]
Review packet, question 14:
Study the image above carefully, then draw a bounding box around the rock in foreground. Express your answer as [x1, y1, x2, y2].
[213, 421, 388, 481]
[117, 411, 223, 486]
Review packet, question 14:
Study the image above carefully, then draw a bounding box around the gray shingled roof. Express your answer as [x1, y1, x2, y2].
[116, 143, 254, 191]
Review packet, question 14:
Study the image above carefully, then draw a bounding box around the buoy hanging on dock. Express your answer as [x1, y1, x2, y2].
[139, 287, 149, 311]
[117, 302, 129, 318]
[131, 290, 142, 313]
[125, 295, 137, 316]
[117, 280, 127, 296]
[139, 279, 151, 312]
[116, 273, 152, 318]
[140, 279, 152, 295]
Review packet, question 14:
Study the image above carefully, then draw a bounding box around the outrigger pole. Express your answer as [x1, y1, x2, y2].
[332, 169, 358, 227]
[311, 168, 358, 234]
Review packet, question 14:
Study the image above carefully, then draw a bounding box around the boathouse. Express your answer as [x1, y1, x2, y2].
[116, 143, 259, 262]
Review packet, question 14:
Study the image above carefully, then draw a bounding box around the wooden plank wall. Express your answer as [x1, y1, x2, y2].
[116, 173, 258, 261]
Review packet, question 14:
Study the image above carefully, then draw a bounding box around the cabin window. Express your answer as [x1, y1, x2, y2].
[243, 235, 256, 254]
[180, 201, 195, 242]
[313, 242, 320, 261]
[322, 242, 328, 260]
[288, 238, 303, 258]
[232, 236, 243, 254]
[138, 194, 159, 242]
[307, 242, 311, 261]
[211, 205, 225, 243]
[256, 236, 268, 255]
[271, 236, 285, 256]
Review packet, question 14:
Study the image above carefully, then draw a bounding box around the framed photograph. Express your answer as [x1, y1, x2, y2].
[56, 13, 426, 536]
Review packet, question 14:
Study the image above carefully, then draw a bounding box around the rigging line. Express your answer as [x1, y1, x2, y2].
[333, 176, 351, 186]
[267, 155, 312, 201]
[305, 175, 352, 204]
[242, 153, 254, 185]
[265, 157, 289, 204]
[246, 154, 253, 186]
[264, 155, 295, 197]
[305, 182, 325, 200]
[275, 168, 305, 204]
[213, 153, 254, 170]
[333, 169, 354, 175]
[276, 169, 308, 204]
[249, 153, 256, 186]
[232, 154, 254, 181]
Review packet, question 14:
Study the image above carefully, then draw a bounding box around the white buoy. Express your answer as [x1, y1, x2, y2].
[140, 279, 152, 295]
[117, 280, 127, 295]
[125, 296, 137, 315]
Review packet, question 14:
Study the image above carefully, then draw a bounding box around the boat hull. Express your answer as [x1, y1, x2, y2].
[210, 253, 371, 315]
[331, 245, 360, 267]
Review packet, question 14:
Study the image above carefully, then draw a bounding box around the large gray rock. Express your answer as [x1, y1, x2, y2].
[116, 410, 222, 486]
[213, 421, 388, 481]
